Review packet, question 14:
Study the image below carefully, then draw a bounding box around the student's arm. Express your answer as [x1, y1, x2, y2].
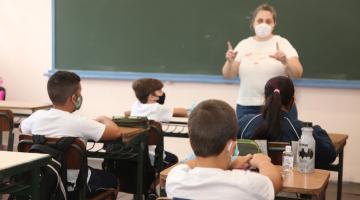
[222, 41, 240, 79]
[250, 153, 282, 194]
[173, 107, 188, 118]
[230, 154, 253, 170]
[95, 115, 143, 141]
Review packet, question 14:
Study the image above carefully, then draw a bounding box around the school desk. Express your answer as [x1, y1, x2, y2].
[159, 164, 330, 200]
[0, 100, 52, 116]
[319, 133, 348, 200]
[0, 151, 51, 199]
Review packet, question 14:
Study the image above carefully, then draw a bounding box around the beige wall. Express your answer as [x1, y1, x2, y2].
[1, 0, 360, 182]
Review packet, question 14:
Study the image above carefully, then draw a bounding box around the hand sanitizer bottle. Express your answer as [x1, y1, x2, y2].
[282, 145, 294, 175]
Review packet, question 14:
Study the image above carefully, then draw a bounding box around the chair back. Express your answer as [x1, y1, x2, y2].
[101, 120, 164, 198]
[18, 134, 86, 169]
[267, 141, 290, 165]
[0, 109, 14, 151]
[18, 134, 116, 200]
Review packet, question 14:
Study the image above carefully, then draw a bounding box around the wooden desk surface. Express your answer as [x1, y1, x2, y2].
[160, 164, 329, 198]
[0, 101, 52, 116]
[280, 166, 330, 195]
[0, 151, 50, 178]
[329, 133, 348, 153]
[0, 101, 52, 110]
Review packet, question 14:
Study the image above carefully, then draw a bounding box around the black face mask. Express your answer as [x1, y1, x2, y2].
[157, 92, 166, 105]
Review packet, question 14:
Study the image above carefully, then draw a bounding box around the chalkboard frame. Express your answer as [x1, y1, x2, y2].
[49, 0, 360, 89]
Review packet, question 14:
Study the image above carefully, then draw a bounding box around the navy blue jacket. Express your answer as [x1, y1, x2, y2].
[238, 112, 337, 166]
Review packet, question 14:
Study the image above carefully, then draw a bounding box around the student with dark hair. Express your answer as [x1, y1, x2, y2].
[238, 76, 336, 166]
[166, 99, 282, 200]
[131, 78, 187, 122]
[21, 71, 142, 199]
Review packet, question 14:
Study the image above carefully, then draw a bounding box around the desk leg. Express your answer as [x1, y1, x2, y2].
[337, 148, 344, 200]
[134, 139, 145, 200]
[30, 168, 41, 200]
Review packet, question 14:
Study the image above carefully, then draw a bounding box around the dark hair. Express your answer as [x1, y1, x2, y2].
[132, 78, 163, 103]
[47, 71, 81, 105]
[250, 4, 277, 30]
[252, 76, 294, 140]
[188, 99, 237, 157]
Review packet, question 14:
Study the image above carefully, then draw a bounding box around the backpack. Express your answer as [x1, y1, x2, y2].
[0, 86, 5, 100]
[15, 135, 88, 200]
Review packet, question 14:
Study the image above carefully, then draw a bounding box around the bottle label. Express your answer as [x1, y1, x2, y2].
[282, 156, 294, 171]
[298, 143, 315, 173]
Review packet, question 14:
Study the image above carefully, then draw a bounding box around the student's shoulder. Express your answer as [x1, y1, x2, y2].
[167, 164, 190, 178]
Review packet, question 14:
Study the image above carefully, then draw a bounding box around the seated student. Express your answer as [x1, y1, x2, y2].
[166, 99, 282, 200]
[238, 76, 336, 166]
[130, 78, 188, 122]
[20, 71, 141, 199]
[130, 78, 188, 165]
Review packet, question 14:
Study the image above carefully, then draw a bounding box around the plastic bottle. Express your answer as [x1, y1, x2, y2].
[297, 122, 316, 173]
[282, 145, 294, 174]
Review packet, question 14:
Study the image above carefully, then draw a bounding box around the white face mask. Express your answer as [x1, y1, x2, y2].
[254, 23, 272, 38]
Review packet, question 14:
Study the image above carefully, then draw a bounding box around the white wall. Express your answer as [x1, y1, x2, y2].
[1, 0, 359, 182]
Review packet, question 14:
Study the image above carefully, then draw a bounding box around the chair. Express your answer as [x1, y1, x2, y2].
[17, 134, 117, 200]
[98, 120, 164, 200]
[0, 109, 14, 151]
[267, 141, 291, 165]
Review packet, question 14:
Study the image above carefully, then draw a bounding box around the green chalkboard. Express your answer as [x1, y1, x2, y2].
[55, 0, 360, 80]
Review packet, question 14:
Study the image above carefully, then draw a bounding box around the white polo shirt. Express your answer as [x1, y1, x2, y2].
[166, 164, 274, 200]
[20, 108, 105, 142]
[130, 100, 173, 122]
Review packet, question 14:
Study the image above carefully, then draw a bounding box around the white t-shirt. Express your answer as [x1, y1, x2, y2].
[166, 164, 274, 200]
[20, 108, 105, 142]
[20, 108, 106, 190]
[131, 100, 174, 165]
[130, 100, 173, 122]
[234, 35, 298, 106]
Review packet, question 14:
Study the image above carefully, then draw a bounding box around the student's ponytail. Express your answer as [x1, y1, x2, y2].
[251, 76, 294, 140]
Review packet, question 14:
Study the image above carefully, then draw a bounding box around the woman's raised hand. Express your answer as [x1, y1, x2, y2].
[225, 41, 238, 63]
[270, 42, 288, 65]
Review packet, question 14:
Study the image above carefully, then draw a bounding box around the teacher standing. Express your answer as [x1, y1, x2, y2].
[222, 4, 303, 120]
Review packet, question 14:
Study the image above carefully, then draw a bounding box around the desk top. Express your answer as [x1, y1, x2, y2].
[0, 151, 50, 178]
[279, 166, 330, 195]
[0, 101, 52, 111]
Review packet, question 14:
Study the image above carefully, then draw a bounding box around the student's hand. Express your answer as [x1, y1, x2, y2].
[270, 42, 287, 65]
[225, 41, 238, 63]
[230, 154, 253, 169]
[249, 153, 272, 169]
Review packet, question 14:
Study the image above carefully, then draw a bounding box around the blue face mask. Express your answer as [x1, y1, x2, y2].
[74, 95, 82, 110]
